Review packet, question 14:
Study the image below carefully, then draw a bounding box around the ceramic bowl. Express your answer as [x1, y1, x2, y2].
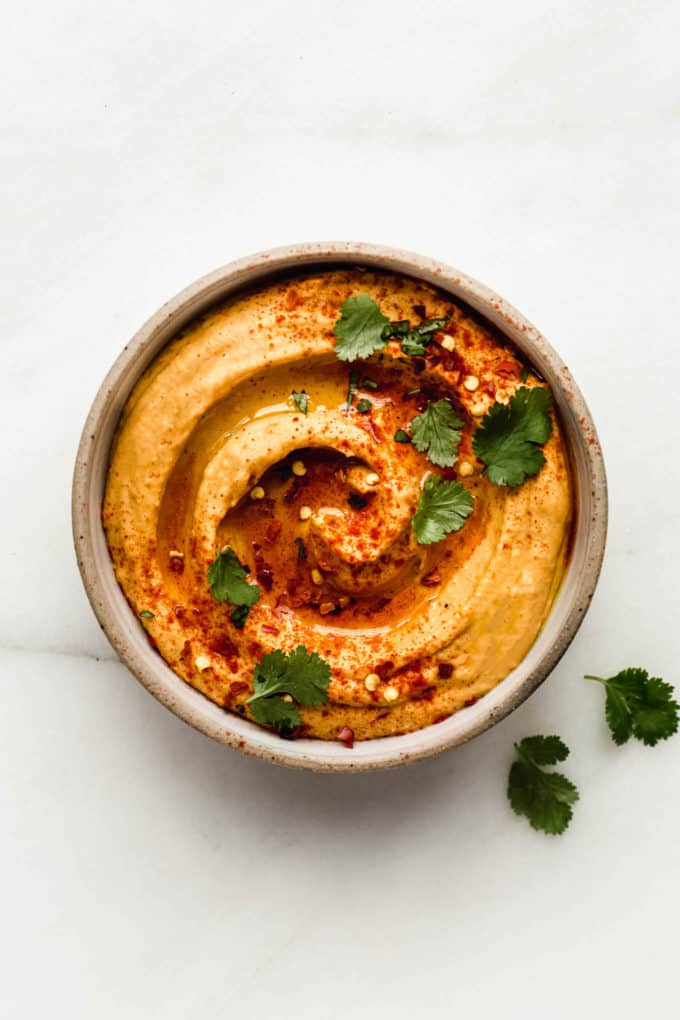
[72, 242, 607, 771]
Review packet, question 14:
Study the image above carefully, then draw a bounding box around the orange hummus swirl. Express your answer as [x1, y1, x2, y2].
[103, 269, 573, 741]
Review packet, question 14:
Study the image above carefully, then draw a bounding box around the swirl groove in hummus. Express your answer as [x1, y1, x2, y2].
[103, 269, 573, 741]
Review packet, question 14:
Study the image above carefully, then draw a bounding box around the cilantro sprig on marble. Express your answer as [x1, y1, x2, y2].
[247, 645, 331, 735]
[410, 399, 463, 468]
[207, 547, 260, 628]
[508, 736, 579, 835]
[585, 668, 679, 746]
[412, 475, 474, 544]
[472, 386, 553, 487]
[333, 294, 449, 362]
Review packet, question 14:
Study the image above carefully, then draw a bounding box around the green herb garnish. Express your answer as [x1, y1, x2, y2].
[394, 428, 411, 443]
[472, 386, 553, 487]
[356, 398, 372, 414]
[247, 646, 331, 735]
[231, 605, 250, 629]
[412, 476, 474, 545]
[585, 669, 679, 746]
[333, 295, 390, 362]
[291, 389, 309, 414]
[138, 610, 155, 619]
[410, 399, 463, 468]
[207, 547, 260, 628]
[332, 295, 448, 362]
[346, 370, 359, 412]
[295, 537, 307, 561]
[399, 317, 449, 357]
[362, 377, 378, 390]
[508, 736, 579, 835]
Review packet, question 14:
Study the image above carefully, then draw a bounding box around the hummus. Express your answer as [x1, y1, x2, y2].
[103, 269, 572, 741]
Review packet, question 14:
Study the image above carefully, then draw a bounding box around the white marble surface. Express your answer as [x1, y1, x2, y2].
[3, 1, 680, 1017]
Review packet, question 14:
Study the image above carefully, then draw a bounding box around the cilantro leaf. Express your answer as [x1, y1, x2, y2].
[416, 316, 449, 336]
[400, 333, 430, 357]
[291, 389, 309, 414]
[247, 645, 331, 735]
[410, 399, 463, 468]
[333, 295, 390, 362]
[392, 316, 449, 356]
[356, 398, 372, 414]
[508, 735, 579, 835]
[231, 604, 251, 629]
[412, 475, 474, 545]
[207, 547, 260, 610]
[295, 536, 307, 560]
[472, 386, 553, 487]
[394, 428, 411, 443]
[248, 695, 301, 735]
[585, 669, 679, 746]
[138, 610, 154, 619]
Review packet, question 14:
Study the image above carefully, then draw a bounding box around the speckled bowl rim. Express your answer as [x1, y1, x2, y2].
[72, 242, 607, 772]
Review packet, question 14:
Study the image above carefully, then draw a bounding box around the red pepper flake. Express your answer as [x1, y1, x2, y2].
[229, 681, 249, 696]
[256, 497, 276, 517]
[173, 604, 186, 618]
[169, 554, 184, 574]
[491, 359, 519, 377]
[265, 520, 282, 543]
[338, 726, 354, 748]
[284, 478, 306, 504]
[285, 723, 310, 740]
[438, 348, 464, 375]
[261, 624, 280, 635]
[357, 416, 382, 443]
[438, 662, 454, 679]
[211, 636, 238, 658]
[420, 569, 441, 587]
[255, 561, 274, 591]
[369, 712, 390, 725]
[464, 696, 479, 708]
[368, 597, 392, 614]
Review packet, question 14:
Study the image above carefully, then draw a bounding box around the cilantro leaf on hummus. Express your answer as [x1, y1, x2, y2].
[345, 370, 359, 411]
[333, 295, 390, 362]
[472, 386, 553, 487]
[291, 389, 309, 414]
[333, 296, 449, 363]
[585, 668, 679, 746]
[412, 475, 474, 545]
[508, 735, 579, 835]
[410, 399, 463, 468]
[248, 694, 302, 734]
[247, 645, 331, 735]
[398, 316, 449, 356]
[207, 547, 260, 624]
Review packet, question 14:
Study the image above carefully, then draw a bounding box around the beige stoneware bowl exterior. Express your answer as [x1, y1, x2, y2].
[72, 242, 607, 772]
